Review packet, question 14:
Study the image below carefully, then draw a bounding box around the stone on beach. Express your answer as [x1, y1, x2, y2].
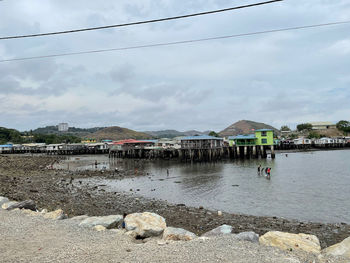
[79, 215, 123, 229]
[5, 200, 37, 211]
[202, 224, 232, 237]
[70, 215, 89, 221]
[323, 236, 350, 258]
[43, 209, 67, 220]
[259, 231, 321, 254]
[125, 212, 166, 238]
[0, 196, 9, 206]
[235, 231, 259, 243]
[2, 201, 19, 210]
[163, 227, 197, 241]
[93, 225, 107, 232]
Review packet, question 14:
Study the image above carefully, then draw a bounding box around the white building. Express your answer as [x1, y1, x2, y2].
[58, 123, 69, 132]
[293, 138, 312, 145]
[309, 122, 336, 130]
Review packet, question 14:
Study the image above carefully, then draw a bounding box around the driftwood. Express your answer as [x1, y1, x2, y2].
[6, 200, 37, 211]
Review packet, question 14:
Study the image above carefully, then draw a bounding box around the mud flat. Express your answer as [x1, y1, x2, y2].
[0, 154, 349, 249]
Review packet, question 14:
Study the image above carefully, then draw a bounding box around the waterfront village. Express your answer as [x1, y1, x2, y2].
[1, 121, 349, 161]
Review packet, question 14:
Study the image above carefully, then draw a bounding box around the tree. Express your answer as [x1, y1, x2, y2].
[208, 131, 219, 137]
[297, 123, 312, 132]
[336, 120, 350, 133]
[308, 131, 321, 139]
[280, 125, 291, 131]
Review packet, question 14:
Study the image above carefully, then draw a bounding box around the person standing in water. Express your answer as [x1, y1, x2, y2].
[257, 165, 261, 175]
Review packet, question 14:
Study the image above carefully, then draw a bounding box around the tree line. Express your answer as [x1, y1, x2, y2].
[0, 127, 81, 145]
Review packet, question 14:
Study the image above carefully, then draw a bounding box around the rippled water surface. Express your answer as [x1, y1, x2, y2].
[60, 150, 350, 223]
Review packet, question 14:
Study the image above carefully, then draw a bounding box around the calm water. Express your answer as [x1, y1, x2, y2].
[60, 150, 350, 224]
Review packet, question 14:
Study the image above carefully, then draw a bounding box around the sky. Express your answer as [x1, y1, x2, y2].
[0, 0, 349, 132]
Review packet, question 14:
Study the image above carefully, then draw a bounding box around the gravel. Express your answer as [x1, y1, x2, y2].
[0, 209, 347, 263]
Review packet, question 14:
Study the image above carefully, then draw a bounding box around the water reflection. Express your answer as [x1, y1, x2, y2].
[59, 150, 350, 224]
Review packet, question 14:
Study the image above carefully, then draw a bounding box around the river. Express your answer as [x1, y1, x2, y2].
[58, 149, 350, 224]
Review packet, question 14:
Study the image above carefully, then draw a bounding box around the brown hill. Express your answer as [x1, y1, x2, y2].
[219, 120, 279, 137]
[90, 126, 153, 141]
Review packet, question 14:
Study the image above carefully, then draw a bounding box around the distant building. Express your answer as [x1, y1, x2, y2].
[255, 129, 274, 146]
[58, 123, 69, 132]
[180, 135, 223, 149]
[309, 122, 336, 130]
[227, 129, 275, 146]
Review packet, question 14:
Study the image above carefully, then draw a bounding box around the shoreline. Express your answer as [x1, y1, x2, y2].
[0, 154, 350, 249]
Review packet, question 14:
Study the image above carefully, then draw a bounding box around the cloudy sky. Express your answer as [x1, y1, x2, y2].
[0, 0, 349, 132]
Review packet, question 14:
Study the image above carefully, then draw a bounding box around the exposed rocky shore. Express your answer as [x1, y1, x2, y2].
[1, 154, 350, 251]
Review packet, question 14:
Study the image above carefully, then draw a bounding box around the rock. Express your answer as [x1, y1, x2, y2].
[202, 225, 232, 237]
[2, 201, 19, 210]
[259, 231, 321, 254]
[217, 211, 223, 216]
[323, 236, 350, 258]
[235, 231, 259, 243]
[0, 196, 9, 207]
[163, 227, 197, 241]
[21, 209, 41, 216]
[43, 209, 67, 220]
[79, 215, 123, 229]
[6, 200, 37, 211]
[94, 225, 107, 232]
[70, 215, 89, 221]
[125, 212, 166, 238]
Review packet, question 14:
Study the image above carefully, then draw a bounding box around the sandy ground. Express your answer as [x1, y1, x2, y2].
[1, 209, 347, 263]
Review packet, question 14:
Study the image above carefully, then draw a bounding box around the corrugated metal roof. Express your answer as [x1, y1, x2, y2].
[180, 135, 223, 141]
[229, 134, 256, 140]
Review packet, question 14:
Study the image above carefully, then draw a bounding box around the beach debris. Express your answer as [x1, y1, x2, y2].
[217, 211, 223, 216]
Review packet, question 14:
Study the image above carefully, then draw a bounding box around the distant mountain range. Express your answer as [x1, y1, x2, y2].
[143, 130, 210, 138]
[219, 120, 279, 137]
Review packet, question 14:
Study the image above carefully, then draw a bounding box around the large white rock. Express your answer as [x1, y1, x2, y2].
[43, 209, 67, 220]
[202, 225, 232, 237]
[1, 201, 18, 210]
[259, 231, 321, 254]
[79, 215, 123, 229]
[125, 212, 166, 238]
[163, 227, 197, 241]
[323, 236, 350, 258]
[0, 196, 9, 207]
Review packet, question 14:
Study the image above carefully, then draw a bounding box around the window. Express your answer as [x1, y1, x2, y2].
[261, 139, 267, 144]
[261, 131, 267, 136]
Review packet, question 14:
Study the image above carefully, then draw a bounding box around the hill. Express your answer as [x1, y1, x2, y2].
[219, 120, 279, 137]
[90, 126, 154, 141]
[144, 130, 209, 138]
[0, 127, 23, 144]
[32, 126, 105, 137]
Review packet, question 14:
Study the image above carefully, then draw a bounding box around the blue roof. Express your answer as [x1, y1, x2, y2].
[255, 129, 273, 132]
[229, 134, 256, 140]
[0, 144, 13, 148]
[181, 135, 223, 141]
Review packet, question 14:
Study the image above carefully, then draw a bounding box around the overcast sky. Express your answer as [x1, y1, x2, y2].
[0, 0, 349, 132]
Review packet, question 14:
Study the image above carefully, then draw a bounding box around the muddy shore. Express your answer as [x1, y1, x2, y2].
[1, 154, 349, 249]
